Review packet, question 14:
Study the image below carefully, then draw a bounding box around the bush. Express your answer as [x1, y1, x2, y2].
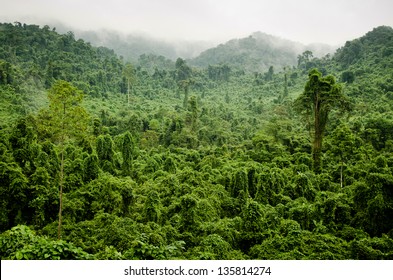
[0, 225, 90, 259]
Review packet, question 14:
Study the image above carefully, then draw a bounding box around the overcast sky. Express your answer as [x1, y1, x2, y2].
[1, 0, 393, 45]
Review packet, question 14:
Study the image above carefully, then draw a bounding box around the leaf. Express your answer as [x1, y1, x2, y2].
[15, 251, 23, 260]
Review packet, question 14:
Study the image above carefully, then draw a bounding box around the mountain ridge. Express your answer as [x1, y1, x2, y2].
[14, 20, 336, 70]
[190, 31, 337, 72]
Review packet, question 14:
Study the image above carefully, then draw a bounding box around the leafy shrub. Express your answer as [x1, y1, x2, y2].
[0, 225, 90, 259]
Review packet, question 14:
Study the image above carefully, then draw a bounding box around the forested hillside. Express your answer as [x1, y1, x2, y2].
[190, 31, 335, 72]
[1, 22, 393, 260]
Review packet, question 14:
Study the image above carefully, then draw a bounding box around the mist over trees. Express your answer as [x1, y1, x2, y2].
[190, 32, 336, 72]
[1, 22, 393, 260]
[46, 21, 336, 70]
[62, 26, 214, 62]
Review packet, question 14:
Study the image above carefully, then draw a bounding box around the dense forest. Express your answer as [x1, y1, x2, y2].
[1, 22, 393, 260]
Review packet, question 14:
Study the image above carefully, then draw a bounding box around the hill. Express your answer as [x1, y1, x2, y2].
[52, 21, 335, 71]
[1, 22, 393, 260]
[74, 29, 214, 62]
[48, 21, 213, 62]
[190, 31, 336, 72]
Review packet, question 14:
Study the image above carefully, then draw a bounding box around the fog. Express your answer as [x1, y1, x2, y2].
[1, 0, 393, 45]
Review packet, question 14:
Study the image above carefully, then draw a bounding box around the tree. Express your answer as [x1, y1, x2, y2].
[327, 124, 357, 187]
[283, 69, 288, 99]
[279, 66, 289, 102]
[0, 60, 13, 85]
[83, 154, 99, 182]
[96, 134, 115, 174]
[297, 50, 314, 70]
[179, 79, 191, 109]
[123, 63, 136, 105]
[294, 69, 347, 173]
[39, 80, 89, 239]
[265, 66, 274, 81]
[187, 96, 199, 133]
[121, 131, 137, 175]
[341, 71, 355, 83]
[175, 58, 192, 108]
[143, 190, 161, 223]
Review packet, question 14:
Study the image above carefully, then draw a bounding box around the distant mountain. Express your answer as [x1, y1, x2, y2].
[48, 28, 210, 63]
[74, 30, 214, 62]
[32, 20, 212, 62]
[46, 21, 336, 70]
[77, 30, 176, 60]
[190, 32, 336, 73]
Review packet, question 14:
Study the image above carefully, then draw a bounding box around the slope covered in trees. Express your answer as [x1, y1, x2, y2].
[190, 32, 335, 73]
[1, 22, 393, 260]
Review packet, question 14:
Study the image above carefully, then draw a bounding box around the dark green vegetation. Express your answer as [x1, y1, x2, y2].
[1, 22, 393, 260]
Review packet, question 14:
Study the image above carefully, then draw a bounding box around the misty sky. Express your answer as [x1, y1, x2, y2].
[1, 0, 393, 45]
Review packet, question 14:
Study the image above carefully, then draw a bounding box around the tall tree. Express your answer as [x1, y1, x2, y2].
[38, 80, 89, 239]
[279, 66, 289, 102]
[297, 50, 313, 69]
[175, 58, 192, 108]
[123, 63, 136, 105]
[294, 69, 347, 173]
[328, 124, 356, 187]
[265, 66, 274, 81]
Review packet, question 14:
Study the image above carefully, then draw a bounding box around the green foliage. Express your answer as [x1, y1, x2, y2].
[43, 80, 89, 142]
[0, 225, 89, 259]
[143, 190, 161, 223]
[0, 60, 14, 85]
[341, 71, 355, 83]
[0, 23, 124, 93]
[96, 134, 115, 173]
[121, 131, 137, 175]
[1, 22, 393, 260]
[294, 68, 347, 173]
[0, 160, 29, 230]
[249, 231, 350, 259]
[83, 153, 99, 182]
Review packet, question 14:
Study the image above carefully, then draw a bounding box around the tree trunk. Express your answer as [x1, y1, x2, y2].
[313, 95, 322, 173]
[57, 148, 64, 240]
[313, 133, 322, 173]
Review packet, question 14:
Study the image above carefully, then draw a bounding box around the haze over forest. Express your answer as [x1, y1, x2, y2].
[2, 0, 392, 66]
[1, 0, 392, 65]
